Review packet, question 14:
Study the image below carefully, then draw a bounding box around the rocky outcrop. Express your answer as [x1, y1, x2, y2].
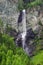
[26, 6, 43, 32]
[0, 0, 19, 31]
[0, 0, 43, 32]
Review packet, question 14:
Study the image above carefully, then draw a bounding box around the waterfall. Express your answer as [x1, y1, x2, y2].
[21, 9, 33, 56]
[21, 9, 26, 48]
[22, 9, 26, 33]
[17, 9, 35, 56]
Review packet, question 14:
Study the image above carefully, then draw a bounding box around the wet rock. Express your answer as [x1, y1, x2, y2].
[16, 33, 22, 46]
[26, 28, 35, 40]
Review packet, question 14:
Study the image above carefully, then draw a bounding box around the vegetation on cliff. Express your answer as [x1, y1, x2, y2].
[18, 0, 43, 10]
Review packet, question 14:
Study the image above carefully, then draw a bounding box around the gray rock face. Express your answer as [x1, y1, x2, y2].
[0, 0, 19, 30]
[0, 0, 18, 14]
[26, 7, 43, 32]
[0, 0, 43, 32]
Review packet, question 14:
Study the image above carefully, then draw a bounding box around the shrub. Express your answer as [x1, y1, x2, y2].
[18, 0, 43, 10]
[0, 33, 30, 65]
[18, 0, 24, 10]
[0, 51, 6, 65]
[31, 51, 43, 65]
[0, 34, 16, 53]
[0, 19, 4, 33]
[12, 47, 30, 65]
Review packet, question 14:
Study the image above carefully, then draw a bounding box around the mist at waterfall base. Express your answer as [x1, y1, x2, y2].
[16, 9, 35, 56]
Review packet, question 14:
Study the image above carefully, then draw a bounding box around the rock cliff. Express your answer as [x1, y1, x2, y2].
[0, 0, 43, 32]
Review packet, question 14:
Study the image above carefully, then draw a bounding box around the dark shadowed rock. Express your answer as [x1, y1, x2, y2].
[16, 28, 35, 46]
[16, 33, 22, 46]
[23, 0, 35, 3]
[9, 29, 18, 40]
[18, 11, 23, 23]
[26, 28, 35, 40]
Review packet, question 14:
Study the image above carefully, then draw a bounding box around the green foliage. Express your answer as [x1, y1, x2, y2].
[0, 43, 8, 53]
[5, 24, 12, 34]
[12, 54, 30, 65]
[31, 0, 43, 6]
[0, 33, 30, 65]
[0, 19, 3, 27]
[31, 51, 43, 65]
[33, 35, 43, 55]
[38, 21, 43, 26]
[0, 19, 4, 33]
[0, 34, 16, 52]
[15, 47, 25, 55]
[14, 47, 30, 65]
[0, 33, 43, 65]
[0, 47, 30, 65]
[0, 33, 16, 65]
[18, 0, 43, 10]
[6, 50, 13, 65]
[18, 0, 24, 10]
[0, 51, 6, 65]
[0, 28, 43, 65]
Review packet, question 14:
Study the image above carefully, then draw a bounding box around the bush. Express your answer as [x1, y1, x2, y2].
[0, 34, 16, 53]
[31, 51, 43, 65]
[0, 51, 6, 65]
[0, 47, 30, 65]
[12, 54, 30, 65]
[0, 19, 4, 33]
[0, 34, 30, 65]
[18, 0, 24, 10]
[18, 0, 43, 10]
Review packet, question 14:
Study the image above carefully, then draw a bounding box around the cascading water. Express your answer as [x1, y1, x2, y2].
[22, 9, 26, 49]
[21, 9, 32, 56]
[17, 9, 36, 56]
